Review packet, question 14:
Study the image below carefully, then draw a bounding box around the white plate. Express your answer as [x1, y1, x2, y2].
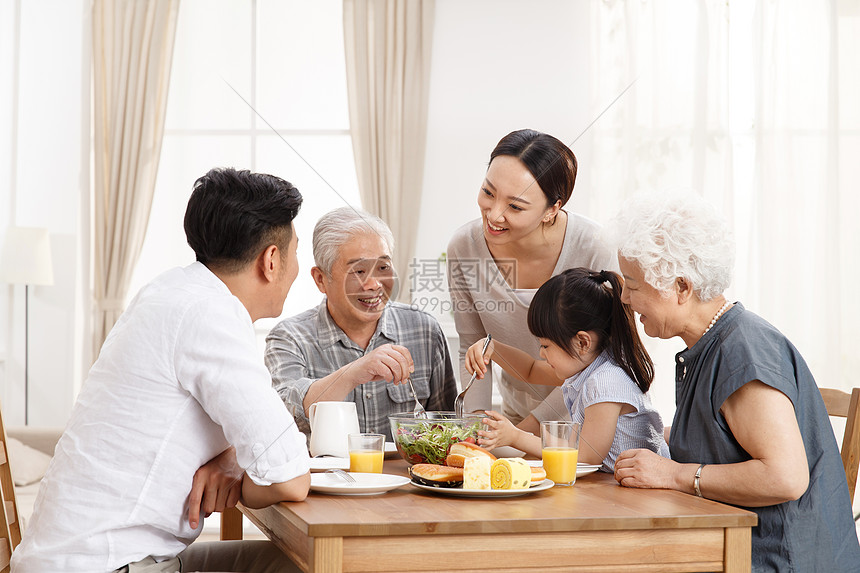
[411, 478, 555, 498]
[310, 472, 410, 495]
[309, 457, 350, 472]
[384, 442, 398, 458]
[490, 445, 526, 458]
[310, 444, 397, 471]
[575, 464, 602, 478]
[523, 459, 603, 479]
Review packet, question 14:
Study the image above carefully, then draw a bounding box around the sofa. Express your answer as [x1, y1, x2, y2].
[5, 426, 63, 530]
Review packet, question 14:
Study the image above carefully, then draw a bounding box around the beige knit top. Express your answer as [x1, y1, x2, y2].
[446, 214, 618, 424]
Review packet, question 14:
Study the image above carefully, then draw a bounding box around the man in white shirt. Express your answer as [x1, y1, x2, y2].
[12, 168, 310, 573]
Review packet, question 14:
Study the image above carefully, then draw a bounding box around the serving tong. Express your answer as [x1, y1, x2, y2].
[454, 334, 492, 418]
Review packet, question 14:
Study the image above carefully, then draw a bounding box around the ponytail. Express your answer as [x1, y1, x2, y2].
[527, 268, 654, 393]
[596, 271, 654, 393]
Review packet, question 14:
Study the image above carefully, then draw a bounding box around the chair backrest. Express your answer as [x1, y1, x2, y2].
[820, 387, 860, 502]
[0, 399, 22, 571]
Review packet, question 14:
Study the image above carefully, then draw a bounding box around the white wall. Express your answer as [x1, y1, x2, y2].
[1, 0, 681, 428]
[1, 0, 90, 427]
[417, 0, 593, 272]
[417, 0, 678, 423]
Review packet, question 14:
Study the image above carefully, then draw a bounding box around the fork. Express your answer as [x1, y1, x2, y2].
[406, 376, 427, 418]
[454, 334, 492, 418]
[326, 468, 357, 483]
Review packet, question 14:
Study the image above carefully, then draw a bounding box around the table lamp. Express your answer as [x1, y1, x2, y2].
[0, 226, 54, 425]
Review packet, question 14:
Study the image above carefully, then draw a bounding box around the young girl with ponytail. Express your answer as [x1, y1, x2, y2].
[464, 267, 669, 472]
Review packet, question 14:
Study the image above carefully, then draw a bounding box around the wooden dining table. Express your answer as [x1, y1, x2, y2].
[238, 459, 757, 573]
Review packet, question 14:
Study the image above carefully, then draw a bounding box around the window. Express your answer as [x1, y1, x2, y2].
[129, 0, 360, 332]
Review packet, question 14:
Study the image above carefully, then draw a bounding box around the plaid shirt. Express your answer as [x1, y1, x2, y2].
[265, 300, 458, 440]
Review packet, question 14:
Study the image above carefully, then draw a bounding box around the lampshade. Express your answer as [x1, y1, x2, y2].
[0, 226, 54, 286]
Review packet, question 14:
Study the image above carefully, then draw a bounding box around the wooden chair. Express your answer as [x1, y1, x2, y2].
[0, 400, 22, 572]
[820, 387, 860, 511]
[220, 506, 243, 540]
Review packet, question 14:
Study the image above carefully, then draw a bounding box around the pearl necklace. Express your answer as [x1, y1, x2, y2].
[702, 301, 732, 336]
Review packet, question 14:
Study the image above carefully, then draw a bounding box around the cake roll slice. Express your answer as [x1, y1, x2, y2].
[490, 458, 532, 490]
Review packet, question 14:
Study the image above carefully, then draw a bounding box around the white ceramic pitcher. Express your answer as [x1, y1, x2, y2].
[308, 401, 360, 458]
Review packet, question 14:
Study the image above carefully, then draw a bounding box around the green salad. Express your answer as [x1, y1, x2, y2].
[394, 419, 482, 465]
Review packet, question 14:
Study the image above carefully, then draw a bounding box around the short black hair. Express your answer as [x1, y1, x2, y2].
[184, 167, 302, 273]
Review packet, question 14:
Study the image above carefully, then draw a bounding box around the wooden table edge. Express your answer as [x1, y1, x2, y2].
[239, 497, 757, 539]
[239, 505, 755, 573]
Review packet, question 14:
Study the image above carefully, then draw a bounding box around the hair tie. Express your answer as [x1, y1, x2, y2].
[591, 270, 611, 284]
[595, 270, 617, 292]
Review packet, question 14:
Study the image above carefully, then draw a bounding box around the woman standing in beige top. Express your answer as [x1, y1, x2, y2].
[447, 129, 616, 432]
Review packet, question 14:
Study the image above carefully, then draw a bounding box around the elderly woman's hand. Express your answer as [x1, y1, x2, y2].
[614, 448, 681, 490]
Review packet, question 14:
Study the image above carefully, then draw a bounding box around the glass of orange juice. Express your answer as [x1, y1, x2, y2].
[540, 421, 581, 486]
[348, 433, 385, 473]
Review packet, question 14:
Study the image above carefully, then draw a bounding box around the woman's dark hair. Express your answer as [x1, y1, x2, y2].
[527, 268, 654, 393]
[489, 129, 578, 211]
[184, 167, 303, 273]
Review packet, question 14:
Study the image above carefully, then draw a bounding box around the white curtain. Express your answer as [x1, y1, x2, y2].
[589, 0, 860, 394]
[343, 0, 434, 302]
[91, 0, 179, 361]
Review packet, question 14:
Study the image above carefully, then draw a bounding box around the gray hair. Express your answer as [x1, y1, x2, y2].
[312, 207, 395, 276]
[606, 194, 735, 302]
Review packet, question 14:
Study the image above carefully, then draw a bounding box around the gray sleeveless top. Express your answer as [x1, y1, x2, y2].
[669, 303, 860, 572]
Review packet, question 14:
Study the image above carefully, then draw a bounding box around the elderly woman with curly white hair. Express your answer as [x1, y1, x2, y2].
[609, 195, 860, 572]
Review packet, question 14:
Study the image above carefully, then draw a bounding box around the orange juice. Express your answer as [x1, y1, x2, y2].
[349, 450, 384, 473]
[542, 447, 578, 485]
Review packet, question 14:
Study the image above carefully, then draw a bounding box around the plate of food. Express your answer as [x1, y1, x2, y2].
[310, 472, 410, 495]
[408, 442, 555, 498]
[411, 477, 555, 498]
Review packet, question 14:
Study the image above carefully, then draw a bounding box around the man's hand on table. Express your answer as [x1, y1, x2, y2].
[187, 446, 244, 529]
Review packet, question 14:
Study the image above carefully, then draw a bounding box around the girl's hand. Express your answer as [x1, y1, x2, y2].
[478, 409, 517, 450]
[464, 337, 495, 378]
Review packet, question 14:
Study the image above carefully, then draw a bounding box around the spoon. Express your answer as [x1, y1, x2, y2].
[454, 334, 492, 418]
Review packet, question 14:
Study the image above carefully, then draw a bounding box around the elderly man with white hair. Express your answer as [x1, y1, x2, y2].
[266, 207, 457, 440]
[609, 194, 860, 572]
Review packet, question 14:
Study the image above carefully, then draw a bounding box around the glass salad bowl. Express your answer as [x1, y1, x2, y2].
[389, 411, 484, 465]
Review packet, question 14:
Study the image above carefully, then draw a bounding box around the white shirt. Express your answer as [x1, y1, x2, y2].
[12, 262, 310, 573]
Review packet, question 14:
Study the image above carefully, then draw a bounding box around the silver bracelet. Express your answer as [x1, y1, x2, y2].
[694, 463, 706, 497]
